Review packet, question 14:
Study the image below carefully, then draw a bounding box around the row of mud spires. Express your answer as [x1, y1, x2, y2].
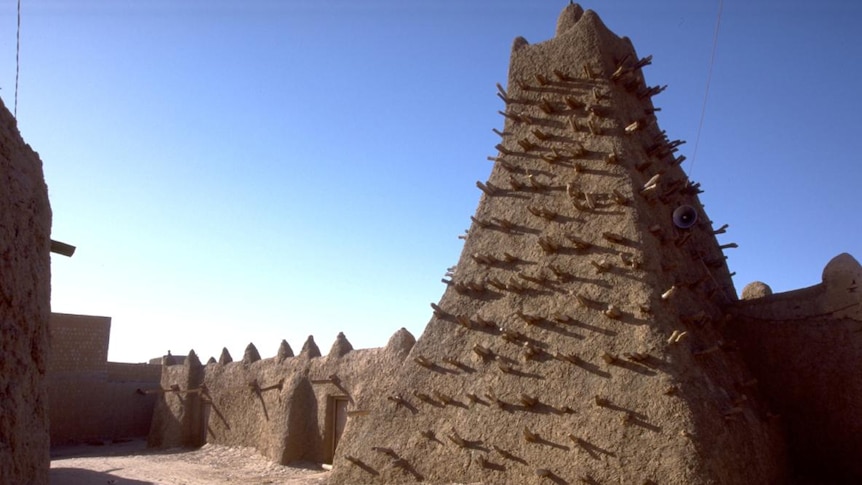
[161, 332, 353, 367]
[149, 334, 358, 397]
[337, 53, 749, 481]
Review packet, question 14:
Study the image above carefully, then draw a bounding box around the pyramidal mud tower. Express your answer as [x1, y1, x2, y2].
[331, 5, 790, 483]
[146, 4, 861, 483]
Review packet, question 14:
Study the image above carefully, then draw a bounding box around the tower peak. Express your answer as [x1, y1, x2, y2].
[556, 3, 585, 37]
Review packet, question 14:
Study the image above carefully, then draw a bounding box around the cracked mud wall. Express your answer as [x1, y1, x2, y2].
[0, 97, 52, 484]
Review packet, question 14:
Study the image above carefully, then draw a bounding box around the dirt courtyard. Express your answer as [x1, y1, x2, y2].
[49, 439, 329, 485]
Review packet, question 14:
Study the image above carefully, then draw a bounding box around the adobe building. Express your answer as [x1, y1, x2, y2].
[46, 313, 161, 446]
[147, 5, 860, 483]
[147, 329, 416, 465]
[10, 6, 857, 484]
[0, 98, 52, 484]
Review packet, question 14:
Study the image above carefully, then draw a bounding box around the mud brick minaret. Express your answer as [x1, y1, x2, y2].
[330, 5, 787, 484]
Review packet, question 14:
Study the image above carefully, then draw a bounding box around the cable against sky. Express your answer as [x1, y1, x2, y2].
[686, 0, 723, 178]
[15, 0, 21, 117]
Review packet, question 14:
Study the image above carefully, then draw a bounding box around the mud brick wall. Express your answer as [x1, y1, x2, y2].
[47, 313, 110, 373]
[46, 313, 161, 445]
[107, 362, 161, 382]
[0, 97, 52, 485]
[148, 329, 415, 466]
[728, 253, 862, 483]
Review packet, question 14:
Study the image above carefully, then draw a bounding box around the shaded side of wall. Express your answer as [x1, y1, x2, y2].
[47, 364, 160, 445]
[46, 313, 161, 445]
[147, 330, 414, 466]
[0, 97, 52, 485]
[728, 253, 862, 483]
[147, 352, 205, 448]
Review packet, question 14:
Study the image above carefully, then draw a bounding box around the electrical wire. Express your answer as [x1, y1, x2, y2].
[15, 0, 21, 118]
[687, 0, 723, 177]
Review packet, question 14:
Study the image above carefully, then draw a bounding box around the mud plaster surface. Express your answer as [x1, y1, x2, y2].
[0, 95, 52, 484]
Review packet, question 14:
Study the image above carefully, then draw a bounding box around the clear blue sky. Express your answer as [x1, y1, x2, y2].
[1, 1, 860, 363]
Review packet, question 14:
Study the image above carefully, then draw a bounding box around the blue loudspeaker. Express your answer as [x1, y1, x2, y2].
[672, 205, 698, 229]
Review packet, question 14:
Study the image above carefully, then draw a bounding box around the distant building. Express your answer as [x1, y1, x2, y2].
[47, 313, 161, 446]
[148, 353, 187, 366]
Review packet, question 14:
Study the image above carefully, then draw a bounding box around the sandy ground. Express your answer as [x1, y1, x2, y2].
[49, 439, 330, 485]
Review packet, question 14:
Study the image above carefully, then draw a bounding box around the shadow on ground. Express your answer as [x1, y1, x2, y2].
[50, 439, 190, 460]
[50, 467, 152, 485]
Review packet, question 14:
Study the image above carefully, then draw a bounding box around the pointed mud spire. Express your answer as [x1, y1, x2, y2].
[555, 2, 584, 37]
[185, 349, 201, 368]
[511, 36, 529, 52]
[300, 335, 321, 358]
[206, 356, 217, 365]
[242, 343, 261, 364]
[385, 327, 416, 356]
[328, 332, 353, 358]
[276, 339, 294, 363]
[218, 347, 233, 365]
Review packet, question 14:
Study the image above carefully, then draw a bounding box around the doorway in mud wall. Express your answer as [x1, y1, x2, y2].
[201, 400, 212, 444]
[328, 396, 349, 463]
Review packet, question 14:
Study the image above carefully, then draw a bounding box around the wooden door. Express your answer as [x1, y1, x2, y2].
[200, 401, 211, 444]
[332, 397, 349, 455]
